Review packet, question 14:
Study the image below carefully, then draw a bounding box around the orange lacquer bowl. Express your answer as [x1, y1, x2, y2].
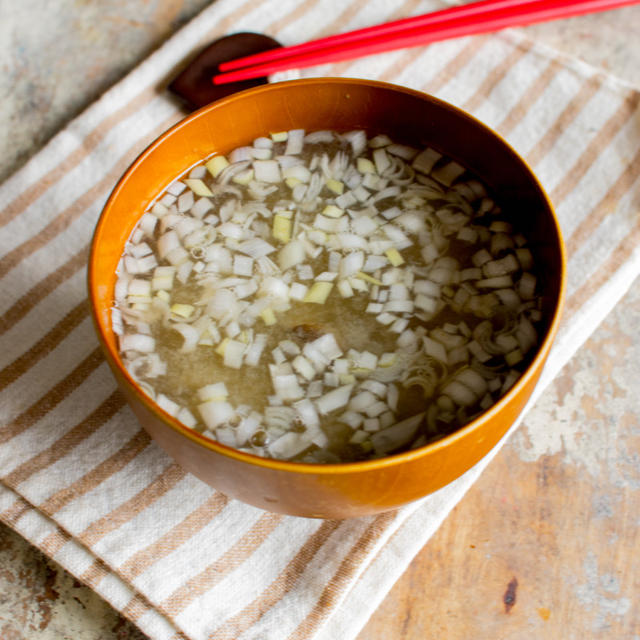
[89, 78, 566, 518]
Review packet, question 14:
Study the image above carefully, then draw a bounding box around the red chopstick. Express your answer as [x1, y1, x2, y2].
[213, 0, 639, 85]
[219, 0, 543, 73]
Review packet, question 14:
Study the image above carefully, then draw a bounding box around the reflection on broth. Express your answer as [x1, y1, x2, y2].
[113, 129, 542, 463]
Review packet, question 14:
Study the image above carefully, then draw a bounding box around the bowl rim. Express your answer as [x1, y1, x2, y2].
[89, 76, 567, 476]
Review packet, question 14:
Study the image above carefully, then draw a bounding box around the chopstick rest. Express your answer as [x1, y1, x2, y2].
[169, 32, 281, 110]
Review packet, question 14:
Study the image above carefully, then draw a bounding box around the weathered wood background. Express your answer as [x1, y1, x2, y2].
[1, 2, 639, 638]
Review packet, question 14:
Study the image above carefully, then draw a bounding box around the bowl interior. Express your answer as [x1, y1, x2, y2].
[90, 77, 564, 468]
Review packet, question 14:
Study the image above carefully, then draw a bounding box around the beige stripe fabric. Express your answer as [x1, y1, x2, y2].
[0, 1, 639, 639]
[461, 40, 532, 112]
[212, 520, 343, 639]
[0, 90, 159, 229]
[0, 348, 106, 445]
[288, 512, 398, 640]
[159, 513, 284, 618]
[0, 300, 89, 391]
[495, 57, 561, 134]
[118, 492, 230, 582]
[38, 430, 153, 515]
[1, 497, 32, 526]
[0, 245, 88, 335]
[549, 92, 640, 205]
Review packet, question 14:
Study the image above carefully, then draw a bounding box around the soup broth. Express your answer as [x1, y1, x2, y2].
[113, 129, 543, 462]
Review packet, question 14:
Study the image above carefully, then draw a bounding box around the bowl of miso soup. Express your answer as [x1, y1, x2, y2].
[89, 78, 565, 518]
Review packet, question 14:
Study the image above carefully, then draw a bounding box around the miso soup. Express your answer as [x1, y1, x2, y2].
[113, 129, 542, 463]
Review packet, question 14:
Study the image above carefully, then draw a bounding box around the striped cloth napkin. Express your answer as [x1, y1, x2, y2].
[1, 0, 639, 638]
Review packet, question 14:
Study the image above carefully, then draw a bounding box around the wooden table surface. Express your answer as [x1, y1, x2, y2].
[1, 2, 639, 638]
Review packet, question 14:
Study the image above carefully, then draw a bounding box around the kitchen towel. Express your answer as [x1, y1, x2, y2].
[1, 0, 639, 638]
